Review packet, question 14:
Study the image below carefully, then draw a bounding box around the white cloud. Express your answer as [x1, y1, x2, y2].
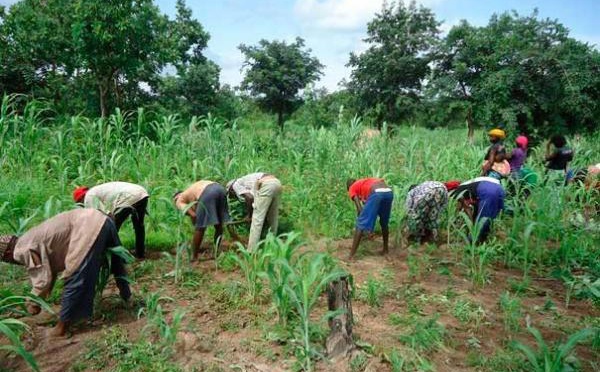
[0, 0, 18, 7]
[294, 0, 445, 31]
[294, 0, 384, 31]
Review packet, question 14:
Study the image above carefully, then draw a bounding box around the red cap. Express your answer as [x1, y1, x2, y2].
[444, 181, 461, 191]
[73, 186, 89, 203]
[515, 135, 528, 149]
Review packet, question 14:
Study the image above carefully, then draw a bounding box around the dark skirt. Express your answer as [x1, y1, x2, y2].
[195, 183, 231, 229]
[59, 219, 129, 322]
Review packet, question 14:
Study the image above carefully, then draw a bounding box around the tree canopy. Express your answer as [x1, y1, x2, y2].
[0, 0, 223, 118]
[346, 0, 440, 125]
[239, 37, 323, 129]
[432, 10, 600, 137]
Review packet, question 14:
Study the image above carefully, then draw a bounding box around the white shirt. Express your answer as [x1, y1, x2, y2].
[229, 173, 265, 201]
[84, 182, 148, 214]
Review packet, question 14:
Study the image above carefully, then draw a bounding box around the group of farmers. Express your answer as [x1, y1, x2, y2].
[0, 173, 281, 336]
[1, 129, 598, 337]
[347, 128, 599, 259]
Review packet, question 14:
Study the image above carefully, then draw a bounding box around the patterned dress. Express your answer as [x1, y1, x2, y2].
[405, 181, 448, 238]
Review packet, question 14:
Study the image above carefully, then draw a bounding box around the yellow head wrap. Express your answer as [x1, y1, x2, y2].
[488, 129, 506, 139]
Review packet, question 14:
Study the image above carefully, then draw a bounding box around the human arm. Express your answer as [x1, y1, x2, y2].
[457, 198, 474, 221]
[241, 193, 254, 220]
[110, 253, 131, 301]
[352, 196, 363, 215]
[176, 197, 197, 222]
[482, 149, 496, 175]
[26, 250, 53, 314]
[227, 225, 243, 242]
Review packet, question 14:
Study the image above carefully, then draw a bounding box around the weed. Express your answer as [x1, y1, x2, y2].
[137, 292, 185, 351]
[349, 352, 369, 372]
[357, 275, 387, 308]
[398, 315, 446, 353]
[512, 326, 595, 372]
[0, 292, 53, 372]
[387, 348, 406, 372]
[452, 299, 486, 329]
[499, 291, 522, 333]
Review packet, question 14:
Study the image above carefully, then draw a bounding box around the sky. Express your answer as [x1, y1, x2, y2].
[2, 0, 599, 91]
[153, 0, 600, 91]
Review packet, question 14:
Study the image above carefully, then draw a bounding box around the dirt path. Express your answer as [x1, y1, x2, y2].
[3, 237, 599, 372]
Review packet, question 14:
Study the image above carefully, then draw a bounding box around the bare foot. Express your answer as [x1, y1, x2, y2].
[46, 321, 68, 337]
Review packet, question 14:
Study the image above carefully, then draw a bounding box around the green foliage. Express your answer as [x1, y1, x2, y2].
[349, 352, 369, 372]
[284, 253, 346, 371]
[137, 292, 185, 351]
[452, 299, 486, 328]
[0, 0, 227, 118]
[96, 246, 135, 300]
[239, 37, 323, 129]
[499, 291, 522, 333]
[432, 10, 600, 136]
[357, 275, 388, 308]
[398, 315, 446, 353]
[512, 326, 596, 372]
[0, 292, 53, 372]
[347, 0, 440, 124]
[72, 326, 182, 372]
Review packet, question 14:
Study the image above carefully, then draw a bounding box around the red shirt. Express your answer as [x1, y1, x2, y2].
[348, 178, 383, 202]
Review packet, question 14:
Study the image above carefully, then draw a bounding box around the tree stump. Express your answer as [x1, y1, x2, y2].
[326, 275, 354, 359]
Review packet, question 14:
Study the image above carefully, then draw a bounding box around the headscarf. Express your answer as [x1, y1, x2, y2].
[488, 129, 506, 139]
[0, 235, 18, 262]
[515, 135, 528, 149]
[73, 186, 89, 203]
[444, 180, 461, 191]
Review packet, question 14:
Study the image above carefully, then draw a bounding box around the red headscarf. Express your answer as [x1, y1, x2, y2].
[444, 180, 461, 191]
[515, 135, 528, 149]
[73, 186, 89, 203]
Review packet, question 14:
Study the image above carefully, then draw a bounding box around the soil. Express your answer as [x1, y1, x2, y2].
[2, 237, 599, 372]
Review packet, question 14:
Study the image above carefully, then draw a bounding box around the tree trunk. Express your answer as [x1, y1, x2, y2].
[99, 80, 108, 118]
[466, 105, 475, 144]
[277, 110, 284, 131]
[326, 276, 354, 359]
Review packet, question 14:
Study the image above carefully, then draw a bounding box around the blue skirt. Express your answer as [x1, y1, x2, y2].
[59, 219, 129, 322]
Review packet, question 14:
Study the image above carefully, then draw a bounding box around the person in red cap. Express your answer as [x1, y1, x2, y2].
[0, 209, 131, 337]
[73, 182, 149, 258]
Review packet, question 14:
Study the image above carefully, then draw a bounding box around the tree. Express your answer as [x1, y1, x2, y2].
[71, 0, 171, 117]
[0, 0, 76, 102]
[239, 37, 323, 129]
[432, 10, 600, 138]
[154, 0, 221, 117]
[346, 0, 440, 126]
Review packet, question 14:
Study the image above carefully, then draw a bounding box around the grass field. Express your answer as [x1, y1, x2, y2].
[1, 97, 599, 371]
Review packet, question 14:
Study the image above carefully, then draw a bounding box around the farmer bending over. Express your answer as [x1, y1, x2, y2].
[173, 180, 231, 260]
[405, 181, 451, 244]
[451, 177, 505, 244]
[346, 178, 394, 260]
[226, 173, 282, 251]
[73, 182, 149, 258]
[0, 209, 131, 337]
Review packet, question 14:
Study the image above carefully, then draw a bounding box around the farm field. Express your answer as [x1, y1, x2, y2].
[1, 101, 599, 371]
